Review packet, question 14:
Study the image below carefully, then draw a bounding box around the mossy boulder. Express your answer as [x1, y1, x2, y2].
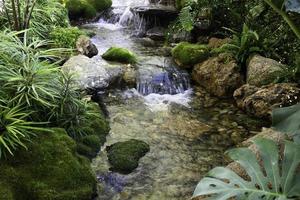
[0, 128, 96, 200]
[75, 103, 110, 159]
[65, 0, 112, 20]
[171, 42, 209, 68]
[102, 47, 137, 64]
[106, 139, 150, 174]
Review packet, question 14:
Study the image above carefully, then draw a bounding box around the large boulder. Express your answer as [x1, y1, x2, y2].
[106, 139, 150, 174]
[0, 129, 96, 200]
[246, 54, 286, 87]
[207, 37, 232, 49]
[234, 83, 300, 119]
[76, 35, 98, 58]
[192, 53, 244, 97]
[171, 42, 209, 68]
[62, 55, 109, 90]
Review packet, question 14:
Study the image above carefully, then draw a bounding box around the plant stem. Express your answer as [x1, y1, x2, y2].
[263, 0, 300, 39]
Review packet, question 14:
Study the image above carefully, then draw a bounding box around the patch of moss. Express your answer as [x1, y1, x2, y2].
[102, 47, 138, 64]
[0, 128, 96, 200]
[88, 0, 112, 11]
[172, 42, 209, 68]
[75, 103, 110, 159]
[106, 139, 150, 174]
[65, 0, 97, 20]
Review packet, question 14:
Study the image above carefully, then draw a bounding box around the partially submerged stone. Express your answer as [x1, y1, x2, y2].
[102, 47, 137, 64]
[234, 83, 300, 119]
[192, 53, 244, 97]
[106, 139, 150, 174]
[171, 42, 209, 68]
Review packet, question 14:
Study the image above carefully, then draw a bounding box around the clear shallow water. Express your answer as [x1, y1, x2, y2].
[84, 1, 265, 199]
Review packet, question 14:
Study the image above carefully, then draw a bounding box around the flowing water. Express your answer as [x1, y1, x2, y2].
[82, 1, 266, 199]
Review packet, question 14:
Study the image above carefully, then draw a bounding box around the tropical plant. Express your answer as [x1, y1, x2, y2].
[212, 24, 262, 67]
[193, 138, 300, 200]
[263, 0, 300, 39]
[0, 103, 47, 158]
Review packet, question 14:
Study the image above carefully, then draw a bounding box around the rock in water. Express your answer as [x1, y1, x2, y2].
[171, 42, 209, 68]
[62, 55, 109, 91]
[192, 53, 244, 97]
[76, 35, 98, 58]
[106, 139, 150, 174]
[246, 54, 286, 87]
[102, 47, 137, 64]
[234, 83, 300, 119]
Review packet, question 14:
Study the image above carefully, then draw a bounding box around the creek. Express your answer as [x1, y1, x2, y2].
[81, 0, 265, 199]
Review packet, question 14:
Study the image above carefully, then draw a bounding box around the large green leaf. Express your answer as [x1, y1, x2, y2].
[193, 138, 300, 200]
[272, 103, 300, 144]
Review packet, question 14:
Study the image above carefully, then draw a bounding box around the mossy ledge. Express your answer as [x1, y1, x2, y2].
[0, 128, 97, 200]
[106, 139, 150, 174]
[102, 47, 138, 64]
[171, 42, 209, 68]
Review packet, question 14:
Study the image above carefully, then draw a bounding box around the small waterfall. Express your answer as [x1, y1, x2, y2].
[136, 59, 191, 95]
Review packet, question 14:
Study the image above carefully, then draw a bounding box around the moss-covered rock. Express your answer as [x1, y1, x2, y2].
[106, 139, 150, 174]
[65, 0, 111, 20]
[102, 47, 137, 64]
[75, 103, 110, 159]
[171, 42, 209, 68]
[0, 128, 96, 200]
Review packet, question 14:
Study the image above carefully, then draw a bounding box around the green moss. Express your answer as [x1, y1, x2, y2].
[65, 0, 111, 20]
[102, 47, 138, 64]
[65, 0, 97, 20]
[172, 42, 209, 68]
[88, 0, 112, 11]
[50, 27, 85, 48]
[0, 128, 96, 200]
[106, 139, 150, 174]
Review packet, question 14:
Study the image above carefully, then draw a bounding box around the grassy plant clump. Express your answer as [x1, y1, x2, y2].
[171, 42, 209, 68]
[102, 47, 138, 64]
[49, 27, 86, 48]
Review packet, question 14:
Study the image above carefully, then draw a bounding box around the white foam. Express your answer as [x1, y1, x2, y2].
[123, 89, 193, 112]
[96, 19, 123, 30]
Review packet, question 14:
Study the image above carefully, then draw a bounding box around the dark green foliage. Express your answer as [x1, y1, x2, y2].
[0, 128, 97, 200]
[65, 0, 112, 20]
[49, 27, 85, 48]
[102, 47, 138, 64]
[106, 139, 150, 174]
[193, 138, 300, 200]
[171, 42, 209, 67]
[212, 24, 261, 67]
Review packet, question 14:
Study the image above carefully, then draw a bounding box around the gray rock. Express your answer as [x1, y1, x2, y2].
[62, 55, 109, 90]
[146, 27, 166, 41]
[192, 53, 244, 97]
[246, 54, 286, 86]
[234, 83, 300, 119]
[76, 35, 98, 58]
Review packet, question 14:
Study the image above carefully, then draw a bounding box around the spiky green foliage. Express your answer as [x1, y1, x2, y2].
[0, 104, 47, 158]
[193, 138, 300, 200]
[212, 24, 261, 66]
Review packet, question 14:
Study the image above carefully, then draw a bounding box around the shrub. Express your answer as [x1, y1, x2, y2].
[49, 27, 85, 48]
[88, 0, 112, 11]
[102, 47, 138, 64]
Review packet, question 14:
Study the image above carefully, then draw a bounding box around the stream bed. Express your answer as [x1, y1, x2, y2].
[81, 0, 267, 199]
